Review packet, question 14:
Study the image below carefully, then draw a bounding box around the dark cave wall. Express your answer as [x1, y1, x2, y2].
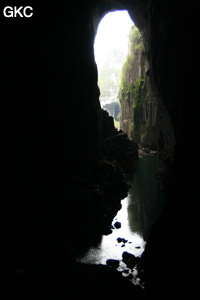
[2, 0, 138, 274]
[146, 0, 199, 209]
[2, 2, 100, 199]
[134, 0, 200, 295]
[1, 2, 108, 261]
[1, 3, 108, 288]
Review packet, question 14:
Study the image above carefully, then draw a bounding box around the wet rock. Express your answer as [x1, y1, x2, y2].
[122, 252, 140, 269]
[117, 237, 123, 243]
[106, 259, 120, 268]
[114, 221, 121, 229]
[117, 237, 128, 244]
[102, 128, 139, 174]
[128, 273, 134, 280]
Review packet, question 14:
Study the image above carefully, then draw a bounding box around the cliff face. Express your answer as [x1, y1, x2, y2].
[119, 27, 150, 146]
[119, 26, 175, 187]
[119, 26, 175, 153]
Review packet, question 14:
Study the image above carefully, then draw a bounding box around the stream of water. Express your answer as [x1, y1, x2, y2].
[76, 153, 165, 287]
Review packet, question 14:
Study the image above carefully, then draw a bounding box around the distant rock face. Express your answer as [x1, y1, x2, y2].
[120, 44, 158, 149]
[119, 26, 175, 188]
[119, 27, 175, 151]
[102, 101, 120, 120]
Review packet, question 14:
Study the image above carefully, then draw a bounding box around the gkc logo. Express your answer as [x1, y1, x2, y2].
[3, 6, 33, 18]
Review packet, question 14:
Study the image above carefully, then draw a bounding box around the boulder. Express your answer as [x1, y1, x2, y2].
[122, 252, 140, 269]
[106, 259, 120, 268]
[117, 237, 123, 243]
[114, 221, 121, 229]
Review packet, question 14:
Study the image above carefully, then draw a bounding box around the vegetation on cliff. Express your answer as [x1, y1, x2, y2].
[118, 26, 145, 106]
[131, 77, 146, 108]
[118, 26, 146, 134]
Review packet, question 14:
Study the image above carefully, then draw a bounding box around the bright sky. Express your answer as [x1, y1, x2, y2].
[94, 10, 134, 69]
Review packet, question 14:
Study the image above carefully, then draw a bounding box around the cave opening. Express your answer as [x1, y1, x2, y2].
[76, 10, 166, 288]
[94, 10, 134, 129]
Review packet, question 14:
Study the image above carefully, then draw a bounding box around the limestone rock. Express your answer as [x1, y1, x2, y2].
[122, 251, 140, 269]
[114, 221, 121, 229]
[106, 259, 120, 268]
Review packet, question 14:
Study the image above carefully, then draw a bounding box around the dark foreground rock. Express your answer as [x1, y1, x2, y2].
[102, 118, 139, 174]
[2, 213, 144, 299]
[3, 262, 144, 300]
[117, 237, 128, 243]
[106, 259, 120, 268]
[2, 128, 139, 299]
[114, 221, 121, 229]
[2, 118, 139, 299]
[122, 252, 140, 269]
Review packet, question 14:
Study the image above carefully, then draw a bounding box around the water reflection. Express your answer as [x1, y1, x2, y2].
[78, 197, 146, 265]
[128, 153, 165, 239]
[76, 153, 165, 286]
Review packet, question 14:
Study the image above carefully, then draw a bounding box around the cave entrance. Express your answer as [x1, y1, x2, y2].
[94, 10, 134, 129]
[76, 10, 167, 288]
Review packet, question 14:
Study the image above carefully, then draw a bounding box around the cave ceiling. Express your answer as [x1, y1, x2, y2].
[90, 0, 150, 34]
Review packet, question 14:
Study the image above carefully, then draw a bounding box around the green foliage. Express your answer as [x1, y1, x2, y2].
[118, 80, 134, 103]
[129, 25, 143, 47]
[118, 56, 134, 103]
[118, 25, 145, 105]
[118, 25, 147, 136]
[119, 77, 145, 106]
[132, 77, 145, 107]
[114, 119, 120, 129]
